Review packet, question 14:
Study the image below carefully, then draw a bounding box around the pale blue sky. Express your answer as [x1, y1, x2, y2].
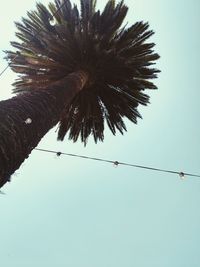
[0, 0, 200, 266]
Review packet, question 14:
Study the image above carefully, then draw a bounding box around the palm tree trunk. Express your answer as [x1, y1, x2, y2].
[0, 71, 88, 188]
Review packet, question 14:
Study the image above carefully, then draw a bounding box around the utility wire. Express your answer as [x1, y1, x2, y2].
[0, 1, 67, 78]
[0, 64, 10, 77]
[34, 148, 200, 178]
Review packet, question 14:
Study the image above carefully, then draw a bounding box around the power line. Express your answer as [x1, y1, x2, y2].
[34, 148, 200, 179]
[0, 64, 10, 77]
[0, 1, 67, 78]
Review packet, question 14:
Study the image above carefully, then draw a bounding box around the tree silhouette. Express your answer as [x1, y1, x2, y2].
[0, 0, 159, 188]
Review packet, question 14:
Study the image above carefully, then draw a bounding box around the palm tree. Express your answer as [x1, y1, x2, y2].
[0, 0, 159, 188]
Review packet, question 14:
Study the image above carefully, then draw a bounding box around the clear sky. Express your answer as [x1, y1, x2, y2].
[0, 0, 200, 266]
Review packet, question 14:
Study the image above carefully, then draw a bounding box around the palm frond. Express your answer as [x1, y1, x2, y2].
[5, 0, 160, 144]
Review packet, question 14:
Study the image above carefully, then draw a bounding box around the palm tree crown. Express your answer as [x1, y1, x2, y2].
[6, 0, 160, 144]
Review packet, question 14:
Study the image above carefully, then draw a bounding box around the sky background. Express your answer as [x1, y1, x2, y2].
[0, 0, 200, 266]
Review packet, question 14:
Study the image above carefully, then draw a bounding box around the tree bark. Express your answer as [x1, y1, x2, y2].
[0, 71, 88, 188]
